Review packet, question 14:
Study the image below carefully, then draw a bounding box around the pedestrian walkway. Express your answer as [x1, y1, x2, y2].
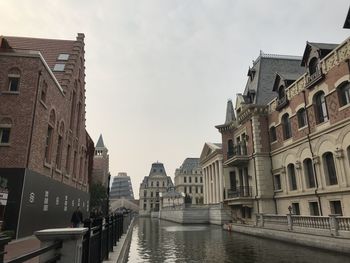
[5, 235, 40, 262]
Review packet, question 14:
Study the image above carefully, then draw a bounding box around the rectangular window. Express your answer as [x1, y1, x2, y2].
[184, 177, 187, 183]
[53, 63, 65, 71]
[200, 177, 203, 183]
[274, 174, 281, 190]
[292, 203, 300, 215]
[195, 177, 198, 183]
[41, 83, 47, 103]
[0, 128, 10, 144]
[144, 190, 147, 197]
[189, 187, 192, 194]
[309, 202, 320, 216]
[270, 127, 277, 142]
[143, 203, 147, 210]
[8, 77, 20, 92]
[195, 187, 198, 193]
[44, 126, 53, 163]
[330, 200, 343, 215]
[189, 177, 192, 183]
[72, 151, 77, 178]
[57, 54, 70, 60]
[151, 192, 153, 197]
[229, 171, 237, 191]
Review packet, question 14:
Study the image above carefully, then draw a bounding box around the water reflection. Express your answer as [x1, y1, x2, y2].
[127, 218, 350, 263]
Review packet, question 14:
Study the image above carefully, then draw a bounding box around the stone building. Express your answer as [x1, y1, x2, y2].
[216, 37, 350, 221]
[110, 172, 134, 199]
[174, 158, 203, 204]
[91, 134, 109, 188]
[199, 143, 224, 205]
[216, 52, 305, 222]
[0, 34, 92, 238]
[139, 162, 174, 216]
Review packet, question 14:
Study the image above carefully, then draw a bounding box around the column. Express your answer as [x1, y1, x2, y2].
[218, 160, 223, 202]
[203, 167, 207, 204]
[212, 162, 216, 204]
[209, 165, 213, 204]
[215, 161, 220, 203]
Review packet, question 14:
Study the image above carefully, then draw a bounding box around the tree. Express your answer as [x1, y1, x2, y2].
[90, 183, 108, 214]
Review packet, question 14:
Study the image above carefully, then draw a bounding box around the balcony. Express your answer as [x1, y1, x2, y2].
[305, 67, 324, 89]
[225, 186, 253, 206]
[225, 143, 249, 166]
[275, 95, 288, 111]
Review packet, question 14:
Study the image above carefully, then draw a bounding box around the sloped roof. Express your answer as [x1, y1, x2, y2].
[3, 35, 82, 84]
[345, 6, 350, 28]
[149, 162, 167, 177]
[243, 52, 303, 105]
[178, 158, 200, 172]
[96, 134, 105, 148]
[199, 142, 222, 164]
[301, 42, 338, 66]
[272, 71, 304, 91]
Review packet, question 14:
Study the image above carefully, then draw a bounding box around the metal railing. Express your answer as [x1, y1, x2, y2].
[227, 186, 252, 198]
[227, 143, 248, 159]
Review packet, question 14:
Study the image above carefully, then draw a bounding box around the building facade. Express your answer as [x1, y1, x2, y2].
[199, 143, 224, 205]
[174, 158, 203, 204]
[0, 34, 92, 238]
[139, 162, 174, 216]
[110, 172, 134, 199]
[216, 37, 350, 221]
[91, 134, 109, 187]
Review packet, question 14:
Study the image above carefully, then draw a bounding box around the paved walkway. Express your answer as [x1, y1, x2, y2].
[4, 235, 40, 263]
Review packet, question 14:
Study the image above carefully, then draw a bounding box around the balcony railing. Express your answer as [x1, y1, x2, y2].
[305, 67, 324, 89]
[227, 143, 248, 159]
[227, 186, 252, 198]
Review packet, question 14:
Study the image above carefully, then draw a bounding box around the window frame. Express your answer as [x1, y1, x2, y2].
[282, 113, 292, 140]
[297, 108, 307, 128]
[314, 92, 329, 124]
[288, 163, 297, 191]
[303, 158, 316, 188]
[323, 152, 338, 185]
[338, 81, 350, 107]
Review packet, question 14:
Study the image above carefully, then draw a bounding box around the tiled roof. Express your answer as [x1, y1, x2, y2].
[96, 134, 105, 148]
[179, 158, 200, 171]
[3, 36, 79, 84]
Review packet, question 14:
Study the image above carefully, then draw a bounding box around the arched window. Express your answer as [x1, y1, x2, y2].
[270, 126, 277, 142]
[45, 110, 56, 163]
[151, 181, 153, 187]
[322, 152, 337, 185]
[347, 146, 350, 168]
[55, 121, 65, 170]
[282, 114, 292, 140]
[156, 181, 159, 187]
[337, 81, 350, 107]
[297, 108, 307, 128]
[309, 57, 318, 76]
[278, 85, 285, 100]
[8, 68, 21, 92]
[303, 158, 315, 188]
[287, 164, 297, 190]
[314, 92, 328, 124]
[41, 81, 48, 103]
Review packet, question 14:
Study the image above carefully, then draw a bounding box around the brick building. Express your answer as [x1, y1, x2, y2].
[0, 34, 93, 238]
[216, 37, 350, 222]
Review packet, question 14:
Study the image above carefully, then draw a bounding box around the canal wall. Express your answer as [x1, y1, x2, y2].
[224, 223, 350, 254]
[159, 204, 231, 225]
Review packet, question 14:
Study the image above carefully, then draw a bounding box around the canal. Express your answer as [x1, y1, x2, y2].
[126, 218, 350, 263]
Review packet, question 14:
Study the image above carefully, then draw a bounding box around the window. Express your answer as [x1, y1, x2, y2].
[151, 192, 153, 197]
[57, 54, 69, 60]
[314, 92, 328, 124]
[70, 89, 77, 130]
[55, 135, 63, 170]
[270, 126, 277, 142]
[274, 174, 281, 190]
[189, 177, 192, 183]
[41, 81, 48, 103]
[292, 203, 300, 215]
[338, 81, 350, 106]
[330, 201, 342, 215]
[0, 128, 10, 144]
[189, 187, 192, 194]
[278, 85, 285, 100]
[288, 164, 297, 191]
[151, 181, 153, 187]
[76, 102, 82, 135]
[195, 187, 198, 193]
[228, 139, 234, 156]
[143, 203, 146, 210]
[195, 177, 198, 183]
[323, 152, 338, 185]
[72, 151, 77, 178]
[8, 68, 21, 92]
[144, 190, 147, 197]
[309, 57, 318, 76]
[200, 177, 203, 183]
[53, 64, 65, 71]
[303, 158, 315, 188]
[229, 171, 237, 191]
[66, 145, 71, 174]
[44, 126, 54, 163]
[297, 108, 307, 128]
[282, 114, 292, 140]
[156, 192, 159, 197]
[347, 146, 350, 167]
[309, 202, 320, 216]
[156, 181, 159, 187]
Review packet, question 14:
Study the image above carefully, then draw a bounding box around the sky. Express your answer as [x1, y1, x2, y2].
[1, 0, 349, 197]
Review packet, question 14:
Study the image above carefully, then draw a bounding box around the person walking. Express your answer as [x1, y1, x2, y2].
[71, 206, 83, 228]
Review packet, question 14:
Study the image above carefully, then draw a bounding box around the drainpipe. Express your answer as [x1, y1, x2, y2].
[302, 90, 323, 216]
[26, 70, 42, 167]
[266, 116, 278, 214]
[250, 118, 260, 214]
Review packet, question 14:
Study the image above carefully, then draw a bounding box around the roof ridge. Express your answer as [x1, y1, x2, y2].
[4, 35, 76, 42]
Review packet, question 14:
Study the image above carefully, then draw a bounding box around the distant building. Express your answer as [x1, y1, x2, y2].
[174, 158, 203, 204]
[110, 172, 134, 199]
[160, 186, 184, 208]
[139, 162, 174, 216]
[92, 134, 109, 187]
[199, 143, 224, 205]
[0, 34, 91, 238]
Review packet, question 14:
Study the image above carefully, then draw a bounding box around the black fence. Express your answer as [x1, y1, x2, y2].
[227, 186, 252, 198]
[0, 212, 133, 263]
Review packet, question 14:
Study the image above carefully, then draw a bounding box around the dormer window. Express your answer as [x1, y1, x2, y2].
[278, 85, 286, 100]
[308, 57, 318, 76]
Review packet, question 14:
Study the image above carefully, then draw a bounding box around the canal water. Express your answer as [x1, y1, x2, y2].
[126, 218, 350, 263]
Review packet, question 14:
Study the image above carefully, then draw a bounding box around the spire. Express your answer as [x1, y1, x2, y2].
[225, 99, 236, 124]
[96, 134, 105, 148]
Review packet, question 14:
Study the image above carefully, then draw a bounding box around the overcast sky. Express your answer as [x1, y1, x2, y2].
[1, 0, 349, 197]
